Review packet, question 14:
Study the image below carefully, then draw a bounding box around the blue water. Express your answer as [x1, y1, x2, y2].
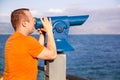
[0, 34, 120, 80]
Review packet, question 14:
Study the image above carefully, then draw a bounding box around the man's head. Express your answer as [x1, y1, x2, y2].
[11, 8, 35, 34]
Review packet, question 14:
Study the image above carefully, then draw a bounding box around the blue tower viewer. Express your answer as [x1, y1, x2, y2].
[34, 15, 89, 52]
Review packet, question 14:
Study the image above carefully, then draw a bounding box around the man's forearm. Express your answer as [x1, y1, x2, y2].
[38, 34, 44, 46]
[46, 31, 56, 53]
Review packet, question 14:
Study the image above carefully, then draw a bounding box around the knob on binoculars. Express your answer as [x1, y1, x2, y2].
[34, 15, 89, 52]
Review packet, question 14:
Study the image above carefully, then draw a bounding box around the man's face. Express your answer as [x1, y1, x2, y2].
[24, 11, 35, 34]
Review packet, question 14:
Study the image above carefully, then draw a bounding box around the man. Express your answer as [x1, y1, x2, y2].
[4, 8, 57, 80]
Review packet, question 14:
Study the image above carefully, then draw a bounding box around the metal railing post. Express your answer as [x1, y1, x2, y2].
[44, 53, 66, 80]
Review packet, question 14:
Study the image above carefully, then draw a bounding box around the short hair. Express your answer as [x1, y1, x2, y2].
[11, 8, 30, 30]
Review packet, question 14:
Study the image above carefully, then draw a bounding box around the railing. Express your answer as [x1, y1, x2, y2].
[38, 66, 87, 80]
[0, 55, 4, 59]
[0, 55, 3, 80]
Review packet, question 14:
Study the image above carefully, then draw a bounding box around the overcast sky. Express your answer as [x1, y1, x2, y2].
[0, 0, 120, 34]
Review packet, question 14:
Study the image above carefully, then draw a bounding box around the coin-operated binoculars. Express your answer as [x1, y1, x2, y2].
[34, 15, 89, 52]
[35, 15, 89, 80]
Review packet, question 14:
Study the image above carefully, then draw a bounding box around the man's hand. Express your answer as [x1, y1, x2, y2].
[40, 17, 53, 33]
[37, 17, 57, 60]
[37, 28, 46, 35]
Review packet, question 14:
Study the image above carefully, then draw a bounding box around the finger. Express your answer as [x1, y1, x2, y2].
[37, 29, 41, 32]
[37, 29, 42, 33]
[48, 18, 52, 23]
[37, 28, 41, 31]
[40, 28, 46, 32]
[40, 16, 46, 23]
[40, 17, 44, 23]
[43, 17, 48, 21]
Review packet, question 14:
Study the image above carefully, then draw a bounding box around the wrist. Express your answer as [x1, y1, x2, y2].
[40, 33, 43, 35]
[46, 31, 53, 35]
[39, 31, 46, 35]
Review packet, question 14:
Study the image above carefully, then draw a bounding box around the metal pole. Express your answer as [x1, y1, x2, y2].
[44, 53, 66, 80]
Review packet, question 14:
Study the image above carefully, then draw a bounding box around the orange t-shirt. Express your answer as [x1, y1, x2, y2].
[4, 32, 44, 80]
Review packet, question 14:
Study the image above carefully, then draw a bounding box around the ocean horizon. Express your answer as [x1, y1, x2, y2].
[0, 34, 120, 80]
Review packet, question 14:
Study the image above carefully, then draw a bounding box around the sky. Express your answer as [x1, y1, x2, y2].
[0, 0, 120, 34]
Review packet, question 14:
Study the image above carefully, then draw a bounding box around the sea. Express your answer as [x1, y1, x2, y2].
[0, 34, 120, 80]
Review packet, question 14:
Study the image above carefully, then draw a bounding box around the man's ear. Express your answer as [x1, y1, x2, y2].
[22, 20, 28, 27]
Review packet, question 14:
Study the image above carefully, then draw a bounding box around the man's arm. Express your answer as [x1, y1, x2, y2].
[37, 17, 57, 60]
[38, 30, 45, 46]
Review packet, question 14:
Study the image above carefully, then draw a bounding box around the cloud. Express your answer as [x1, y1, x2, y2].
[0, 15, 10, 23]
[31, 10, 38, 15]
[48, 8, 64, 14]
[39, 6, 120, 34]
[0, 7, 120, 34]
[117, 4, 120, 8]
[68, 7, 120, 34]
[38, 8, 65, 16]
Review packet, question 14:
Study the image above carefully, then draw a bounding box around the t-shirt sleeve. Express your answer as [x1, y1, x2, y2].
[28, 36, 44, 58]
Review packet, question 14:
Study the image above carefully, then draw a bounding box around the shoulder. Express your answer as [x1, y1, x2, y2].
[26, 36, 40, 46]
[27, 36, 37, 42]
